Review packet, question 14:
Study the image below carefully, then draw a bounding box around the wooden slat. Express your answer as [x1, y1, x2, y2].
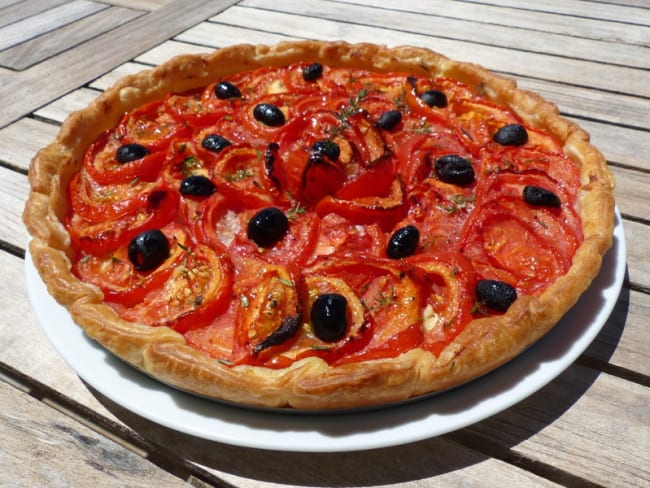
[241, 0, 650, 67]
[585, 287, 650, 376]
[134, 39, 213, 66]
[0, 0, 108, 53]
[0, 0, 71, 29]
[0, 167, 30, 250]
[623, 220, 650, 289]
[176, 20, 294, 47]
[211, 6, 650, 98]
[0, 0, 241, 128]
[455, 0, 650, 26]
[0, 118, 59, 171]
[464, 365, 650, 488]
[0, 382, 190, 487]
[0, 6, 145, 71]
[343, 0, 650, 35]
[33, 88, 103, 123]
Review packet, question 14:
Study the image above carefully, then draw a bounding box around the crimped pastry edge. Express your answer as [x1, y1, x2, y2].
[23, 40, 615, 409]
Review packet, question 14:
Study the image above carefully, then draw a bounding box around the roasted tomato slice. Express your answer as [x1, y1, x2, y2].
[68, 172, 159, 222]
[229, 208, 320, 272]
[231, 260, 300, 365]
[309, 212, 385, 262]
[315, 176, 407, 230]
[73, 224, 189, 306]
[461, 194, 582, 296]
[114, 244, 233, 333]
[82, 131, 166, 185]
[67, 186, 179, 254]
[115, 99, 189, 151]
[406, 252, 476, 355]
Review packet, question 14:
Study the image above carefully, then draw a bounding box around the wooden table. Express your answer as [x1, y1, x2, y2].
[1, 1, 648, 486]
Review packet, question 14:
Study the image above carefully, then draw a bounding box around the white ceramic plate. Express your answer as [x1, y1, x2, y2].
[26, 212, 626, 453]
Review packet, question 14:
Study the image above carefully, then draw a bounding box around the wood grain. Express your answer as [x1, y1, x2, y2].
[0, 382, 190, 488]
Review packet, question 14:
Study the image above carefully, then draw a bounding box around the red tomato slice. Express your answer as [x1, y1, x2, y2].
[67, 186, 179, 254]
[115, 99, 189, 151]
[315, 177, 407, 230]
[231, 260, 300, 365]
[115, 244, 233, 333]
[83, 131, 166, 185]
[73, 224, 189, 306]
[309, 213, 385, 262]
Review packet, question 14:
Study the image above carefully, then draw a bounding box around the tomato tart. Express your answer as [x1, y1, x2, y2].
[23, 41, 615, 409]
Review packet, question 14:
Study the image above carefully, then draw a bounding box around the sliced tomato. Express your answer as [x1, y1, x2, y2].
[451, 99, 521, 153]
[114, 244, 233, 333]
[315, 176, 407, 230]
[309, 213, 385, 262]
[231, 260, 300, 365]
[115, 99, 189, 151]
[83, 131, 166, 185]
[229, 209, 320, 272]
[68, 172, 159, 222]
[406, 252, 476, 355]
[67, 186, 179, 254]
[73, 224, 189, 306]
[461, 196, 581, 295]
[165, 89, 224, 128]
[211, 146, 282, 208]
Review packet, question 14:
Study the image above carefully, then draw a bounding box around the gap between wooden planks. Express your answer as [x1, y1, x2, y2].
[0, 0, 240, 129]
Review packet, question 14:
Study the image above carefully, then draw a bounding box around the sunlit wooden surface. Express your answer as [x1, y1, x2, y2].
[1, 1, 648, 486]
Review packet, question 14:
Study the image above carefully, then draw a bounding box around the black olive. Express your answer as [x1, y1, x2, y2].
[434, 155, 475, 186]
[128, 229, 170, 271]
[302, 63, 323, 81]
[253, 103, 286, 127]
[476, 280, 518, 312]
[420, 90, 447, 108]
[310, 293, 348, 342]
[311, 139, 340, 162]
[116, 143, 149, 163]
[214, 81, 241, 99]
[386, 225, 420, 259]
[247, 207, 289, 248]
[493, 123, 528, 146]
[180, 175, 216, 197]
[378, 110, 402, 130]
[201, 134, 232, 153]
[523, 185, 561, 208]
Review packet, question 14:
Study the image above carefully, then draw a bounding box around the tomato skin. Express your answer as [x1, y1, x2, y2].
[83, 132, 166, 185]
[68, 187, 179, 255]
[315, 177, 407, 231]
[114, 244, 233, 333]
[73, 224, 189, 306]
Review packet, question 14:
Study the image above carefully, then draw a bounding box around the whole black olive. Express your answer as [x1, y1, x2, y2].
[116, 143, 149, 163]
[386, 225, 420, 259]
[420, 90, 447, 108]
[253, 103, 286, 126]
[476, 280, 518, 312]
[128, 229, 170, 271]
[311, 139, 340, 162]
[434, 155, 476, 186]
[310, 293, 349, 342]
[302, 62, 323, 81]
[378, 110, 402, 130]
[493, 123, 528, 146]
[523, 185, 561, 208]
[180, 175, 216, 197]
[247, 207, 289, 248]
[201, 134, 232, 153]
[214, 81, 241, 100]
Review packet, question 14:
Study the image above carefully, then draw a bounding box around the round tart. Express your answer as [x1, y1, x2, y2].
[23, 41, 615, 409]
